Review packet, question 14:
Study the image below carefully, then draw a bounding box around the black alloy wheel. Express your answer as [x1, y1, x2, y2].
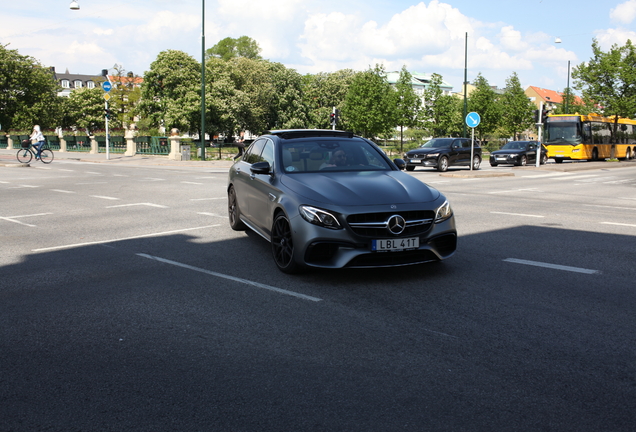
[437, 156, 449, 172]
[271, 213, 300, 274]
[228, 186, 246, 231]
[472, 155, 481, 170]
[518, 155, 527, 166]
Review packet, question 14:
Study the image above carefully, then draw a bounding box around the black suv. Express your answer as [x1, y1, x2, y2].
[404, 137, 482, 172]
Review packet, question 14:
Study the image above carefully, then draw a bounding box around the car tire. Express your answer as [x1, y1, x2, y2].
[490, 162, 498, 167]
[405, 165, 415, 171]
[228, 186, 247, 231]
[472, 155, 481, 170]
[541, 153, 548, 164]
[518, 155, 527, 166]
[592, 148, 599, 161]
[555, 158, 563, 164]
[271, 213, 301, 274]
[437, 156, 449, 172]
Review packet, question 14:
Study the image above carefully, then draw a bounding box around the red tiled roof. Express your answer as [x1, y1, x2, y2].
[527, 86, 582, 105]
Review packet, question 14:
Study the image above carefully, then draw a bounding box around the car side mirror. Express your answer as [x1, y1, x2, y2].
[393, 158, 406, 170]
[250, 161, 271, 175]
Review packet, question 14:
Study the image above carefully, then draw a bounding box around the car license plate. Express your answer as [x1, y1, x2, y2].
[372, 237, 419, 252]
[496, 157, 506, 160]
[410, 159, 421, 163]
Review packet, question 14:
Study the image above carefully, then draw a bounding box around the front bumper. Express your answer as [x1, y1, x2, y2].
[291, 212, 457, 269]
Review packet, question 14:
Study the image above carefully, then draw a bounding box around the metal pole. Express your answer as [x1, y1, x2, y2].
[105, 100, 110, 160]
[200, 0, 206, 161]
[470, 127, 474, 171]
[565, 60, 570, 114]
[463, 32, 468, 138]
[536, 102, 543, 167]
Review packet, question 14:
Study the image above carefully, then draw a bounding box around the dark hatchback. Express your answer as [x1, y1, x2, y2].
[404, 137, 482, 172]
[227, 130, 457, 273]
[489, 141, 548, 166]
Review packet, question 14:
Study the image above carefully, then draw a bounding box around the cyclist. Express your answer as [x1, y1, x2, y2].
[30, 125, 46, 159]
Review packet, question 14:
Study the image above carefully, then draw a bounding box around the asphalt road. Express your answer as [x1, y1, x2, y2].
[1, 158, 635, 431]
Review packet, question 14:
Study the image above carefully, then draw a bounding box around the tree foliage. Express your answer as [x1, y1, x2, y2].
[302, 69, 356, 129]
[206, 36, 262, 61]
[500, 72, 535, 140]
[343, 65, 395, 139]
[108, 64, 142, 130]
[139, 50, 201, 135]
[0, 44, 61, 131]
[467, 73, 501, 142]
[573, 38, 636, 146]
[421, 73, 462, 137]
[394, 66, 421, 149]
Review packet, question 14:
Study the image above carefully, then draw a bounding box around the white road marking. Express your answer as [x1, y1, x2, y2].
[198, 212, 228, 218]
[504, 258, 600, 274]
[554, 174, 599, 181]
[0, 213, 53, 227]
[137, 253, 322, 302]
[521, 172, 571, 179]
[106, 203, 169, 208]
[76, 182, 108, 185]
[488, 188, 540, 194]
[17, 185, 39, 188]
[584, 204, 636, 211]
[191, 197, 225, 201]
[51, 189, 76, 194]
[58, 169, 75, 172]
[90, 195, 120, 200]
[140, 177, 165, 182]
[31, 225, 220, 252]
[85, 171, 102, 175]
[181, 181, 203, 185]
[601, 222, 636, 228]
[491, 211, 544, 218]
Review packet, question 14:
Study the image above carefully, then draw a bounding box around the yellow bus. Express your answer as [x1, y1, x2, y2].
[543, 113, 636, 163]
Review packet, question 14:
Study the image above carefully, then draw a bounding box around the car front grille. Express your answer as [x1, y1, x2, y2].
[347, 210, 435, 237]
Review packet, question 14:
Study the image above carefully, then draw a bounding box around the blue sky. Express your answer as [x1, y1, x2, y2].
[2, 0, 635, 93]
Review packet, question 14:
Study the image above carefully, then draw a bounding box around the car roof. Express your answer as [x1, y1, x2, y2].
[266, 129, 355, 140]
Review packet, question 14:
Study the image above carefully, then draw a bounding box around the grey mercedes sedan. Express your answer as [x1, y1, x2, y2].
[227, 130, 456, 273]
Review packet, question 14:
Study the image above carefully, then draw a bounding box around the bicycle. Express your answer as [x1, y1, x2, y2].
[16, 140, 54, 164]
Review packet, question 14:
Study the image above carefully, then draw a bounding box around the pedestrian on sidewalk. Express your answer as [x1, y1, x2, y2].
[234, 132, 245, 161]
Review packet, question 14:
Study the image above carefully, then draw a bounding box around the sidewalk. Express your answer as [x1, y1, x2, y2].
[0, 148, 235, 169]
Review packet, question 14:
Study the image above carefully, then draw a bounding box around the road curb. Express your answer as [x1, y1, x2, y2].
[440, 171, 515, 178]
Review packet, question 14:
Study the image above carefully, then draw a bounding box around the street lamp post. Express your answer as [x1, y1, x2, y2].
[463, 32, 468, 138]
[200, 0, 206, 161]
[70, 0, 79, 10]
[554, 37, 570, 114]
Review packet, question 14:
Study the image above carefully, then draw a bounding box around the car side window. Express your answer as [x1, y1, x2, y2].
[260, 140, 274, 166]
[244, 139, 266, 164]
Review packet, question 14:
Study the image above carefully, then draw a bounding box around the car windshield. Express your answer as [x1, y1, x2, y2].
[421, 138, 453, 149]
[544, 123, 581, 145]
[501, 142, 527, 150]
[281, 137, 393, 173]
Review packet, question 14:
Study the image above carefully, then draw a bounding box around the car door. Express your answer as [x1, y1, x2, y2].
[448, 139, 463, 166]
[247, 139, 280, 237]
[233, 138, 266, 224]
[527, 142, 537, 163]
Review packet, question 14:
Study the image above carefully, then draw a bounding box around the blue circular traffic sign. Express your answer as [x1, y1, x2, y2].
[102, 81, 112, 92]
[466, 112, 481, 128]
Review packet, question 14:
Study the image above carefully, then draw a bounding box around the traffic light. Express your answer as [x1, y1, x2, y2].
[330, 112, 336, 125]
[533, 109, 540, 123]
[105, 108, 111, 119]
[334, 109, 340, 124]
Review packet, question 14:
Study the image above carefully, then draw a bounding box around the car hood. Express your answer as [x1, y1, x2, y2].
[491, 149, 526, 155]
[280, 171, 440, 206]
[406, 147, 443, 156]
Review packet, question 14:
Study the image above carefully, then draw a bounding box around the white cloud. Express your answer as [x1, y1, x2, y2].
[595, 27, 636, 48]
[610, 0, 636, 24]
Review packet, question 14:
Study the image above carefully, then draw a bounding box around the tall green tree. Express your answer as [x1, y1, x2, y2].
[206, 36, 262, 61]
[139, 50, 201, 135]
[302, 69, 356, 129]
[467, 73, 501, 143]
[108, 64, 142, 130]
[265, 62, 308, 130]
[572, 38, 636, 156]
[343, 64, 395, 139]
[421, 73, 462, 137]
[62, 87, 106, 133]
[500, 72, 535, 140]
[0, 44, 61, 131]
[394, 66, 421, 151]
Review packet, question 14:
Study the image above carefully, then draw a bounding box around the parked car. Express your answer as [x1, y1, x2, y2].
[404, 137, 481, 172]
[489, 141, 548, 166]
[228, 129, 457, 273]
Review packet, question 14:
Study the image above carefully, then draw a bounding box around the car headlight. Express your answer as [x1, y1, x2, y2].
[434, 200, 453, 223]
[299, 205, 342, 229]
[510, 154, 518, 158]
[427, 153, 439, 158]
